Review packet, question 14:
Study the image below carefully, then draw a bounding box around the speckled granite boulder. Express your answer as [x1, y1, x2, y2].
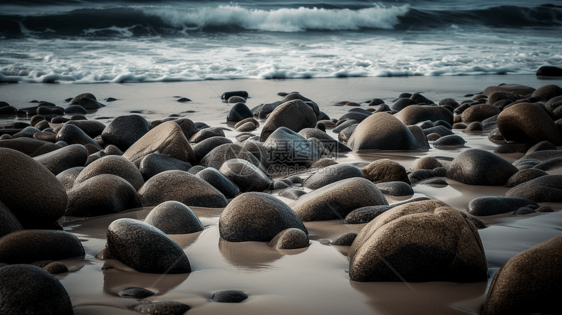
[362, 159, 410, 184]
[447, 149, 518, 185]
[497, 103, 562, 145]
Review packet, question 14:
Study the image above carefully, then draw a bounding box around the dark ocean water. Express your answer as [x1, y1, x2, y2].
[0, 0, 561, 83]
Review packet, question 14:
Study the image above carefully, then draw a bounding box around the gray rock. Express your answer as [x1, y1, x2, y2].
[482, 236, 562, 315]
[139, 153, 192, 181]
[196, 167, 240, 198]
[268, 228, 309, 249]
[498, 103, 562, 145]
[64, 105, 87, 114]
[101, 115, 150, 151]
[303, 164, 363, 190]
[192, 136, 233, 163]
[189, 127, 225, 143]
[408, 169, 435, 183]
[212, 290, 248, 303]
[103, 218, 191, 273]
[433, 134, 467, 148]
[0, 230, 84, 263]
[227, 103, 253, 122]
[187, 165, 205, 174]
[464, 121, 483, 132]
[12, 126, 41, 139]
[426, 133, 441, 141]
[362, 159, 410, 184]
[119, 287, 154, 299]
[331, 233, 357, 246]
[69, 93, 96, 105]
[298, 128, 352, 154]
[33, 144, 87, 175]
[219, 192, 307, 242]
[260, 99, 317, 142]
[461, 104, 500, 122]
[526, 141, 557, 154]
[56, 167, 84, 190]
[375, 181, 414, 196]
[66, 174, 141, 217]
[33, 131, 57, 142]
[263, 127, 320, 166]
[175, 118, 199, 140]
[144, 201, 203, 234]
[139, 170, 228, 207]
[310, 158, 338, 168]
[278, 188, 307, 200]
[505, 168, 548, 187]
[394, 105, 453, 125]
[0, 201, 21, 238]
[0, 265, 74, 315]
[421, 125, 454, 137]
[219, 159, 272, 192]
[390, 98, 416, 111]
[200, 143, 263, 170]
[413, 156, 442, 170]
[133, 301, 191, 314]
[65, 120, 106, 138]
[272, 179, 292, 190]
[506, 175, 562, 202]
[291, 178, 388, 221]
[447, 149, 518, 185]
[74, 155, 145, 190]
[482, 84, 535, 96]
[43, 262, 69, 274]
[0, 148, 68, 229]
[123, 121, 195, 167]
[347, 113, 422, 151]
[531, 84, 562, 100]
[534, 157, 562, 171]
[79, 97, 103, 110]
[236, 122, 256, 132]
[349, 200, 487, 282]
[406, 125, 430, 151]
[467, 196, 538, 216]
[343, 197, 431, 224]
[56, 123, 101, 149]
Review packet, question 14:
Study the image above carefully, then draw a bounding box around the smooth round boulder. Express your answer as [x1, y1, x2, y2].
[212, 290, 248, 303]
[263, 127, 320, 166]
[0, 201, 21, 238]
[526, 141, 557, 154]
[103, 218, 191, 274]
[219, 159, 272, 192]
[56, 166, 84, 190]
[219, 192, 307, 242]
[139, 170, 228, 208]
[260, 99, 317, 142]
[66, 174, 141, 217]
[196, 167, 240, 199]
[362, 159, 410, 184]
[505, 168, 548, 187]
[56, 123, 101, 149]
[278, 188, 307, 200]
[412, 156, 442, 170]
[374, 181, 413, 196]
[0, 265, 74, 315]
[123, 121, 195, 166]
[467, 197, 538, 216]
[482, 236, 562, 315]
[74, 155, 145, 190]
[0, 148, 68, 229]
[482, 84, 535, 96]
[433, 134, 467, 148]
[505, 175, 562, 202]
[32, 144, 87, 175]
[349, 200, 487, 282]
[446, 149, 518, 186]
[65, 120, 106, 138]
[394, 105, 454, 126]
[144, 201, 203, 234]
[133, 302, 191, 314]
[290, 177, 388, 221]
[200, 143, 263, 170]
[192, 136, 233, 163]
[461, 104, 500, 122]
[227, 103, 253, 122]
[347, 113, 421, 151]
[138, 153, 192, 181]
[268, 228, 309, 249]
[101, 115, 150, 151]
[174, 118, 199, 140]
[298, 128, 352, 154]
[303, 164, 363, 190]
[497, 102, 562, 145]
[0, 230, 85, 263]
[531, 84, 562, 100]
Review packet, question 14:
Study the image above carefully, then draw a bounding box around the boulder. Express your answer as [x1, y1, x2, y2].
[467, 197, 538, 216]
[298, 128, 352, 154]
[66, 174, 141, 217]
[461, 104, 500, 122]
[139, 153, 192, 181]
[526, 141, 557, 154]
[0, 265, 74, 315]
[344, 197, 431, 224]
[291, 178, 388, 221]
[103, 218, 191, 273]
[279, 188, 307, 200]
[263, 127, 320, 166]
[101, 115, 150, 151]
[144, 201, 203, 234]
[531, 84, 562, 100]
[413, 156, 442, 170]
[394, 105, 453, 126]
[433, 134, 466, 148]
[65, 120, 106, 138]
[347, 113, 421, 151]
[482, 236, 562, 315]
[303, 164, 363, 190]
[56, 123, 101, 149]
[189, 127, 225, 143]
[0, 148, 68, 229]
[260, 100, 317, 141]
[482, 84, 535, 96]
[227, 103, 253, 122]
[12, 126, 41, 139]
[219, 159, 272, 192]
[33, 144, 87, 175]
[133, 302, 191, 314]
[175, 118, 199, 140]
[74, 155, 144, 190]
[200, 143, 263, 170]
[123, 121, 195, 166]
[211, 291, 248, 303]
[192, 136, 233, 163]
[0, 201, 22, 238]
[447, 149, 518, 185]
[349, 200, 487, 282]
[0, 230, 84, 263]
[331, 233, 358, 246]
[56, 167, 84, 190]
[505, 168, 548, 187]
[268, 228, 309, 249]
[196, 167, 240, 199]
[139, 170, 228, 208]
[219, 192, 307, 242]
[506, 175, 562, 202]
[374, 181, 413, 196]
[497, 103, 562, 145]
[362, 159, 410, 184]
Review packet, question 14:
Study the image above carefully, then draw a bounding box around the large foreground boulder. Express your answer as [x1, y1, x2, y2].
[123, 121, 195, 166]
[0, 265, 74, 315]
[347, 113, 422, 151]
[260, 100, 317, 142]
[139, 170, 228, 207]
[103, 218, 191, 273]
[482, 236, 562, 315]
[0, 148, 67, 229]
[349, 200, 487, 282]
[219, 193, 307, 242]
[447, 149, 518, 185]
[497, 102, 562, 145]
[291, 178, 388, 221]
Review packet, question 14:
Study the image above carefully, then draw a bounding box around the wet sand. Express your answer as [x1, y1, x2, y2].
[2, 74, 562, 314]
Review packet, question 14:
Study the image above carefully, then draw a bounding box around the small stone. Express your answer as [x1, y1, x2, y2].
[101, 115, 150, 151]
[374, 181, 414, 196]
[467, 197, 538, 216]
[139, 153, 192, 181]
[196, 167, 240, 199]
[190, 127, 225, 143]
[362, 159, 410, 184]
[412, 156, 442, 170]
[0, 230, 85, 264]
[303, 164, 363, 190]
[212, 290, 248, 303]
[433, 134, 466, 148]
[227, 103, 253, 122]
[144, 201, 203, 234]
[447, 149, 518, 185]
[331, 233, 357, 246]
[133, 302, 191, 315]
[268, 228, 309, 249]
[219, 159, 272, 192]
[118, 287, 155, 299]
[192, 136, 233, 163]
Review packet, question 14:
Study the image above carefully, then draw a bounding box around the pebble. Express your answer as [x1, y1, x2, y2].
[212, 290, 248, 303]
[269, 228, 309, 249]
[467, 196, 538, 216]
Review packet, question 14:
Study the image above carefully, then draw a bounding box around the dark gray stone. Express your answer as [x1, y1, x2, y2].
[263, 127, 320, 165]
[56, 123, 101, 149]
[56, 167, 84, 190]
[219, 159, 272, 192]
[268, 228, 309, 249]
[303, 164, 363, 190]
[139, 153, 192, 181]
[394, 105, 453, 126]
[362, 159, 410, 184]
[12, 126, 41, 139]
[375, 181, 414, 196]
[447, 149, 518, 185]
[433, 134, 467, 148]
[101, 115, 150, 151]
[348, 113, 422, 151]
[506, 175, 562, 202]
[467, 196, 538, 216]
[193, 136, 232, 163]
[74, 155, 144, 190]
[190, 127, 225, 143]
[0, 201, 21, 238]
[298, 128, 352, 153]
[33, 144, 87, 175]
[200, 143, 263, 170]
[498, 103, 562, 145]
[260, 100, 317, 142]
[64, 105, 87, 114]
[133, 301, 191, 314]
[196, 168, 240, 199]
[534, 157, 562, 171]
[526, 141, 557, 155]
[212, 290, 248, 303]
[506, 169, 548, 187]
[119, 287, 155, 299]
[331, 233, 357, 246]
[0, 230, 84, 263]
[278, 188, 307, 200]
[144, 201, 203, 234]
[227, 103, 253, 122]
